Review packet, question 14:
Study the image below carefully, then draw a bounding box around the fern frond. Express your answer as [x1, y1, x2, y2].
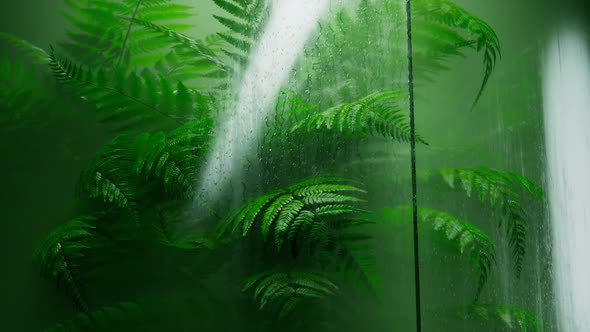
[78, 135, 138, 213]
[126, 18, 231, 75]
[33, 217, 101, 314]
[0, 32, 50, 64]
[414, 0, 501, 108]
[439, 167, 543, 277]
[0, 56, 57, 129]
[61, 0, 196, 69]
[243, 270, 338, 319]
[291, 91, 428, 144]
[462, 303, 543, 331]
[219, 177, 367, 250]
[133, 120, 212, 198]
[49, 50, 207, 128]
[391, 206, 496, 299]
[212, 0, 269, 67]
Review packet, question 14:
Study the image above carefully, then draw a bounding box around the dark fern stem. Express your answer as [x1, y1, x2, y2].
[115, 0, 143, 70]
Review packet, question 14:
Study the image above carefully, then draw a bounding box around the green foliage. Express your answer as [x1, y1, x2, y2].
[0, 32, 50, 64]
[439, 167, 543, 277]
[242, 270, 338, 319]
[413, 0, 501, 108]
[391, 206, 496, 299]
[3, 0, 542, 330]
[61, 0, 195, 68]
[463, 303, 543, 331]
[0, 56, 55, 129]
[34, 216, 105, 314]
[78, 119, 212, 210]
[49, 50, 211, 128]
[291, 91, 428, 144]
[133, 120, 212, 197]
[294, 0, 499, 111]
[78, 135, 139, 213]
[220, 177, 381, 298]
[212, 0, 269, 67]
[127, 18, 231, 86]
[219, 177, 367, 250]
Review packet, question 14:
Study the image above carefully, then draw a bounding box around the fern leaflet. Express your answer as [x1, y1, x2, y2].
[439, 167, 543, 277]
[291, 91, 428, 144]
[462, 303, 543, 331]
[243, 269, 338, 319]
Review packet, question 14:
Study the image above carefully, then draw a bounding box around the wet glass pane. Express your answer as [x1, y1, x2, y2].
[0, 0, 415, 331]
[2, 0, 589, 331]
[413, 0, 589, 331]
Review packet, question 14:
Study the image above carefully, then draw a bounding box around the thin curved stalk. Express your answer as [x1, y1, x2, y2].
[115, 0, 142, 70]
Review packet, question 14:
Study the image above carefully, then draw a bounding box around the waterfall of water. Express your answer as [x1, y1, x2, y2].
[543, 22, 590, 331]
[197, 0, 331, 206]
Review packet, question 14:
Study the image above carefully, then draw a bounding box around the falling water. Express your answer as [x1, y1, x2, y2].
[543, 22, 590, 331]
[197, 0, 331, 206]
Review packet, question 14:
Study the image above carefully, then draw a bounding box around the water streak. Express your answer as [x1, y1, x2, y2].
[543, 21, 590, 332]
[197, 0, 331, 206]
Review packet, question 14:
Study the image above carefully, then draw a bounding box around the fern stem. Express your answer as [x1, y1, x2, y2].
[115, 0, 142, 70]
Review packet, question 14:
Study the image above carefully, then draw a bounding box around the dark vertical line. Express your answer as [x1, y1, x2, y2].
[115, 0, 143, 70]
[405, 0, 422, 331]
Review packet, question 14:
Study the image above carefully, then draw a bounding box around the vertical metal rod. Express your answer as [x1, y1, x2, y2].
[404, 0, 422, 331]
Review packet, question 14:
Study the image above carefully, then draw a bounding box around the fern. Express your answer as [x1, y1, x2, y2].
[78, 135, 139, 214]
[221, 177, 379, 295]
[390, 206, 496, 299]
[78, 119, 212, 212]
[439, 167, 543, 277]
[134, 119, 212, 197]
[0, 32, 50, 64]
[34, 216, 103, 314]
[414, 0, 501, 108]
[49, 50, 208, 128]
[293, 0, 498, 111]
[242, 270, 338, 319]
[462, 303, 543, 331]
[61, 0, 196, 69]
[291, 91, 428, 144]
[0, 56, 57, 129]
[127, 18, 231, 83]
[218, 177, 367, 250]
[212, 0, 269, 68]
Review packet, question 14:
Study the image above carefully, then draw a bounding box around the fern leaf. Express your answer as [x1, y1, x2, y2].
[243, 269, 338, 318]
[77, 134, 139, 215]
[127, 18, 230, 74]
[292, 91, 428, 144]
[391, 206, 496, 299]
[49, 50, 204, 127]
[212, 0, 269, 68]
[462, 303, 543, 331]
[414, 0, 501, 108]
[220, 177, 366, 248]
[61, 0, 196, 69]
[133, 120, 212, 198]
[439, 167, 543, 277]
[34, 217, 100, 314]
[0, 56, 56, 129]
[0, 32, 50, 64]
